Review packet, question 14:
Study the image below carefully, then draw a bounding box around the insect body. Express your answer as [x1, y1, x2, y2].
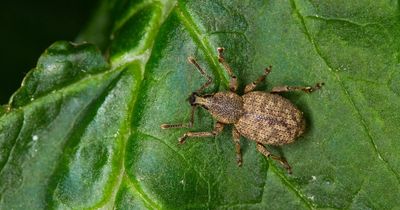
[161, 48, 323, 173]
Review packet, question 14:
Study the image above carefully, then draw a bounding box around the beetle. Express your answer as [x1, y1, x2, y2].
[161, 47, 323, 173]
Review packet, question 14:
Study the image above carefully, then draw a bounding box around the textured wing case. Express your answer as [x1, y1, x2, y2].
[235, 91, 305, 145]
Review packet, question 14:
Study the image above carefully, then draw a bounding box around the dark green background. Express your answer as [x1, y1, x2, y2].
[0, 0, 98, 104]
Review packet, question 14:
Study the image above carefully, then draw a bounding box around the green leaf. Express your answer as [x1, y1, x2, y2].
[1, 0, 400, 209]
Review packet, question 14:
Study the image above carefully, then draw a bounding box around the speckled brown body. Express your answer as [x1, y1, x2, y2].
[235, 91, 305, 145]
[196, 91, 305, 145]
[161, 47, 322, 173]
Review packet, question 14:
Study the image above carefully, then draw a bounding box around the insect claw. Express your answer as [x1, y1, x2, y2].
[315, 82, 325, 89]
[265, 65, 272, 73]
[217, 47, 225, 62]
[305, 82, 325, 93]
[188, 56, 196, 63]
[303, 87, 313, 93]
[286, 166, 292, 174]
[178, 136, 187, 144]
[281, 160, 292, 174]
[237, 159, 243, 167]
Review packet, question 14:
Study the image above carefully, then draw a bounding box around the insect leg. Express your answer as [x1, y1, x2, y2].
[217, 47, 238, 92]
[271, 82, 324, 94]
[232, 127, 243, 166]
[256, 143, 292, 174]
[160, 105, 197, 129]
[178, 122, 224, 144]
[244, 66, 272, 93]
[188, 57, 213, 94]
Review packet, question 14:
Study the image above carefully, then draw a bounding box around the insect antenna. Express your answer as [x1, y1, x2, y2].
[188, 56, 213, 94]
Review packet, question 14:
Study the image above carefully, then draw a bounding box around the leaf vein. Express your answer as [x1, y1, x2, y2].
[0, 111, 24, 176]
[304, 15, 382, 28]
[136, 130, 212, 208]
[290, 0, 400, 184]
[270, 164, 315, 209]
[124, 173, 161, 210]
[46, 70, 124, 208]
[175, 4, 228, 88]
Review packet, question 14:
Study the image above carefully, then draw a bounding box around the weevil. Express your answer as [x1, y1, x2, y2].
[161, 48, 323, 173]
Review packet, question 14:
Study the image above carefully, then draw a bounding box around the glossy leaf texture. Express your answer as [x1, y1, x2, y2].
[1, 0, 400, 209]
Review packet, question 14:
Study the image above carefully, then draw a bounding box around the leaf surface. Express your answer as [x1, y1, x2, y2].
[1, 0, 399, 209]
